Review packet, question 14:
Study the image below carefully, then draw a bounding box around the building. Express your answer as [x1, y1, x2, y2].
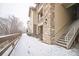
[28, 3, 79, 49]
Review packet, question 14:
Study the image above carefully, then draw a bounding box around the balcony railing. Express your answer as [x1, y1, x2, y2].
[38, 16, 44, 24]
[0, 33, 21, 56]
[37, 4, 44, 13]
[37, 3, 42, 9]
[38, 8, 51, 25]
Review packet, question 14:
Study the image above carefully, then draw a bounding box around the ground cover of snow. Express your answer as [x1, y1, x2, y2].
[10, 33, 79, 56]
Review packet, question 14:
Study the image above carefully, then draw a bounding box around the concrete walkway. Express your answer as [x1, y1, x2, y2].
[10, 33, 79, 56]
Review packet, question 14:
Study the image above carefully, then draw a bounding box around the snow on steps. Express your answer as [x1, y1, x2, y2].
[56, 20, 79, 49]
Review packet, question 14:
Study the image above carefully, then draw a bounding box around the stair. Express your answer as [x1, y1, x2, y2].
[56, 38, 69, 48]
[56, 20, 79, 49]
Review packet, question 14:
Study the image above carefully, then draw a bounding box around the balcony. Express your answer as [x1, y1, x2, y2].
[38, 8, 49, 26]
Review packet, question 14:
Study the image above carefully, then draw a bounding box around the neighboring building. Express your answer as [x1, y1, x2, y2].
[27, 7, 38, 36]
[28, 3, 79, 49]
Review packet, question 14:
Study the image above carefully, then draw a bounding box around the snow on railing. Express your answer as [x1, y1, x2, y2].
[65, 26, 75, 42]
[65, 20, 79, 49]
[0, 33, 21, 56]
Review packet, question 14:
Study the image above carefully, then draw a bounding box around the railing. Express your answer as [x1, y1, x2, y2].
[64, 20, 79, 49]
[37, 4, 42, 9]
[0, 33, 21, 56]
[37, 4, 44, 12]
[65, 27, 75, 42]
[38, 16, 44, 24]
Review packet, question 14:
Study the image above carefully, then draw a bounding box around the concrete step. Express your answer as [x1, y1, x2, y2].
[57, 40, 67, 45]
[55, 41, 67, 48]
[56, 38, 67, 48]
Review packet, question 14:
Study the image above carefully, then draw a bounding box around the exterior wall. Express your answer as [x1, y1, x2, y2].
[29, 7, 38, 35]
[50, 4, 55, 43]
[43, 4, 52, 44]
[29, 9, 34, 34]
[33, 9, 38, 25]
[37, 4, 53, 44]
[54, 4, 71, 40]
[33, 9, 38, 36]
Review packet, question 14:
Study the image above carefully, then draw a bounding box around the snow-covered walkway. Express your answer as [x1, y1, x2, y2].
[10, 33, 79, 56]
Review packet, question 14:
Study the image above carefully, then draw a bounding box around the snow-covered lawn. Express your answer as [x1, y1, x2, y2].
[10, 33, 79, 56]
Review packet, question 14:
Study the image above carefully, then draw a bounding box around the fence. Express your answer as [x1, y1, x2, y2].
[0, 33, 21, 56]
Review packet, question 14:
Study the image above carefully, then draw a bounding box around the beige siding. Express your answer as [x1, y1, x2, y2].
[54, 4, 70, 39]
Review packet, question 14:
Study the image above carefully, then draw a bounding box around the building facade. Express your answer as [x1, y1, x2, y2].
[28, 3, 79, 48]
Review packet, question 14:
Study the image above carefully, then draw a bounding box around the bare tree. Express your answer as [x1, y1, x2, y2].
[0, 16, 24, 35]
[0, 17, 10, 35]
[8, 16, 23, 34]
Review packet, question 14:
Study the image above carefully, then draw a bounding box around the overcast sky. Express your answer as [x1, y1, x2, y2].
[0, 3, 36, 28]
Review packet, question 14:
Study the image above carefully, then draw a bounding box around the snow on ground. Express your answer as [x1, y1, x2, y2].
[10, 33, 79, 56]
